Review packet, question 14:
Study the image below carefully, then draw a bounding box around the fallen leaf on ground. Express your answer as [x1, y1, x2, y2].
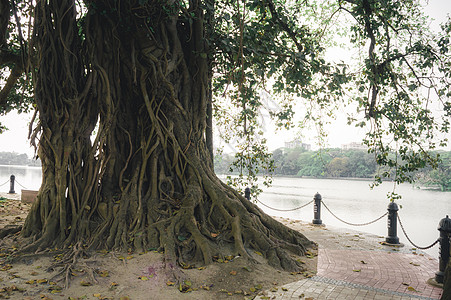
[179, 282, 193, 293]
[80, 280, 92, 286]
[97, 270, 109, 277]
[230, 270, 237, 276]
[184, 280, 192, 286]
[296, 259, 305, 264]
[353, 269, 361, 272]
[0, 264, 12, 271]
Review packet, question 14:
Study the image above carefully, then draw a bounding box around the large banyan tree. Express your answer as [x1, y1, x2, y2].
[1, 0, 451, 285]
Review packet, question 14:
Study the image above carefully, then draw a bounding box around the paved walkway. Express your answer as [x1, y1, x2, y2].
[0, 192, 20, 200]
[256, 218, 443, 300]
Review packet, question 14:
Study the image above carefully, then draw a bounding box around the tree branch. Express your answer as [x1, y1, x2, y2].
[265, 0, 303, 53]
[0, 0, 9, 48]
[0, 63, 24, 108]
[0, 49, 22, 66]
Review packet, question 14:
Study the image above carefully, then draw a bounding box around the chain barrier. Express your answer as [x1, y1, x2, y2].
[255, 192, 440, 252]
[255, 198, 314, 212]
[321, 200, 388, 227]
[14, 179, 28, 190]
[397, 214, 439, 250]
[0, 179, 10, 187]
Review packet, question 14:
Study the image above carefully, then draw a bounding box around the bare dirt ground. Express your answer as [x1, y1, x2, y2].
[0, 198, 317, 300]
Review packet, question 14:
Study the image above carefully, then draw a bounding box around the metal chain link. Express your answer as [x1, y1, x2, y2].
[255, 198, 314, 212]
[321, 200, 388, 226]
[397, 214, 439, 250]
[14, 179, 28, 189]
[0, 179, 10, 187]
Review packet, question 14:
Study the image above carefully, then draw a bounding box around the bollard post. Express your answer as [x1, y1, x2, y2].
[244, 187, 251, 201]
[8, 175, 15, 194]
[312, 193, 322, 225]
[435, 215, 451, 284]
[385, 202, 400, 245]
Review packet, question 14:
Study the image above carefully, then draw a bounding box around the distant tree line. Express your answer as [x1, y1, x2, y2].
[0, 152, 41, 167]
[214, 148, 451, 191]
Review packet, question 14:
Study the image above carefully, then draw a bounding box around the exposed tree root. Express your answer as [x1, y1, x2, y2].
[0, 225, 21, 239]
[46, 242, 89, 289]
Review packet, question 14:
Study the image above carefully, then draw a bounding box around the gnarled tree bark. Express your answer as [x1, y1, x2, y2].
[21, 0, 314, 272]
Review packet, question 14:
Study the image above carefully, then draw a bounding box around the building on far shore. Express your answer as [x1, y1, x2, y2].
[341, 142, 368, 151]
[284, 140, 311, 151]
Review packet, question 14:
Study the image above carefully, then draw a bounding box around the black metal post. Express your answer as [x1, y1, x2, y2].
[435, 215, 451, 284]
[8, 175, 15, 194]
[244, 187, 251, 201]
[385, 202, 400, 245]
[312, 193, 322, 225]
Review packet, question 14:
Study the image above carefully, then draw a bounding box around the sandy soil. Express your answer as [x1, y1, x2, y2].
[0, 198, 317, 300]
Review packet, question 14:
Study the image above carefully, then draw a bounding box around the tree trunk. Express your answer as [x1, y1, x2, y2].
[22, 0, 99, 251]
[21, 0, 313, 271]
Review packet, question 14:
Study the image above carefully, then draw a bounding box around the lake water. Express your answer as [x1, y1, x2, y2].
[254, 177, 450, 258]
[0, 165, 42, 192]
[1, 166, 448, 258]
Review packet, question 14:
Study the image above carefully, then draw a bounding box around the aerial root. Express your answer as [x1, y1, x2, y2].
[47, 241, 90, 289]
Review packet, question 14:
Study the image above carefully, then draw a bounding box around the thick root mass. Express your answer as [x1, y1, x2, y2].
[21, 163, 314, 272]
[16, 0, 315, 275]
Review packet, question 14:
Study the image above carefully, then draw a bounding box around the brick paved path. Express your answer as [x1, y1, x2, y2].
[256, 219, 443, 300]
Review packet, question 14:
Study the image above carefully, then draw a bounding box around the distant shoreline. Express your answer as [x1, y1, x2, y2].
[217, 173, 381, 182]
[0, 164, 41, 168]
[216, 174, 444, 191]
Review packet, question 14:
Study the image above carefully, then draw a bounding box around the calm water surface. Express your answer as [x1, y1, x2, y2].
[255, 177, 450, 258]
[0, 165, 42, 191]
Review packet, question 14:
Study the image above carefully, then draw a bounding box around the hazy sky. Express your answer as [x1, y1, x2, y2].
[0, 1, 450, 157]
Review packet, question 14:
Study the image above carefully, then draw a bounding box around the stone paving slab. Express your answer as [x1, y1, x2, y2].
[255, 218, 443, 300]
[0, 192, 20, 200]
[317, 249, 441, 299]
[256, 277, 440, 300]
